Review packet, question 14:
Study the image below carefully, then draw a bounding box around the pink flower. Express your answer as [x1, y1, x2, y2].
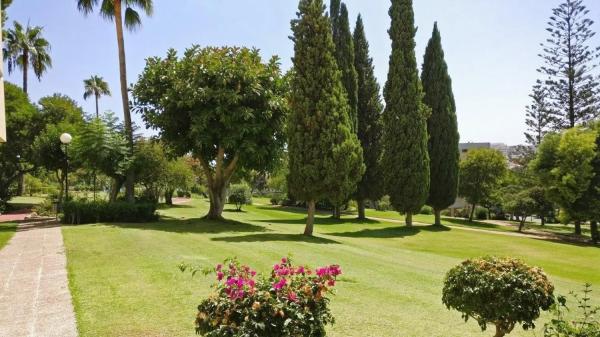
[273, 278, 287, 290]
[217, 271, 224, 281]
[327, 279, 336, 287]
[288, 291, 298, 302]
[216, 264, 222, 271]
[274, 264, 280, 271]
[281, 257, 288, 264]
[297, 266, 305, 274]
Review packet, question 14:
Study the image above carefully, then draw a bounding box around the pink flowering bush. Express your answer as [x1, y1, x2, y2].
[181, 257, 342, 337]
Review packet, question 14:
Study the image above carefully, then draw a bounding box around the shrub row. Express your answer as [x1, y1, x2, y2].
[62, 200, 158, 224]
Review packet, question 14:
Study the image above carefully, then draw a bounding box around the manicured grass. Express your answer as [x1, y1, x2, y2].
[8, 195, 46, 206]
[0, 223, 17, 249]
[63, 198, 600, 337]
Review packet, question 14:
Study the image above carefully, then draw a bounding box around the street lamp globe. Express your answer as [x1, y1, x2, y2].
[60, 133, 72, 144]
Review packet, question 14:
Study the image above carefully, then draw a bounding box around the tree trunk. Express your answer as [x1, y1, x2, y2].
[540, 215, 545, 226]
[95, 94, 99, 118]
[357, 199, 366, 220]
[434, 209, 442, 226]
[114, 0, 135, 203]
[206, 183, 226, 220]
[165, 189, 174, 206]
[332, 205, 341, 219]
[519, 217, 525, 232]
[494, 325, 506, 337]
[405, 212, 413, 227]
[109, 177, 123, 202]
[93, 172, 97, 201]
[574, 221, 582, 235]
[469, 203, 476, 222]
[22, 50, 28, 94]
[590, 221, 598, 244]
[304, 200, 315, 236]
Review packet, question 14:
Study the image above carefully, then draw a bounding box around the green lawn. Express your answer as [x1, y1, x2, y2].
[7, 195, 46, 208]
[0, 222, 17, 249]
[63, 198, 600, 337]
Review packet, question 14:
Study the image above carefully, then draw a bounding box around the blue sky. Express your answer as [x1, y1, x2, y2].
[5, 0, 600, 145]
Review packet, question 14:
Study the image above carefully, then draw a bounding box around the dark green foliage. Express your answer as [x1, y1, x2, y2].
[544, 284, 600, 337]
[443, 257, 555, 337]
[538, 0, 600, 129]
[287, 0, 364, 230]
[330, 0, 358, 132]
[525, 80, 554, 146]
[504, 190, 538, 231]
[62, 200, 158, 224]
[0, 83, 41, 208]
[382, 0, 430, 223]
[228, 183, 252, 211]
[353, 14, 384, 216]
[421, 22, 459, 218]
[133, 46, 286, 219]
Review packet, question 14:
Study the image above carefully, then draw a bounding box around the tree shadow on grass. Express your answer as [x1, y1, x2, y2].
[157, 203, 195, 210]
[212, 233, 339, 244]
[442, 217, 502, 230]
[103, 217, 267, 235]
[255, 217, 381, 226]
[330, 224, 450, 239]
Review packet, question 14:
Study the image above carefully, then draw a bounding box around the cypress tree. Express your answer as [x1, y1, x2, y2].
[382, 0, 430, 226]
[354, 14, 384, 220]
[421, 22, 459, 226]
[329, 0, 359, 219]
[288, 0, 364, 236]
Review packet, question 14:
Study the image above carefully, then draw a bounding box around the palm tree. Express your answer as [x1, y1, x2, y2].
[77, 0, 153, 201]
[83, 75, 111, 118]
[3, 21, 52, 94]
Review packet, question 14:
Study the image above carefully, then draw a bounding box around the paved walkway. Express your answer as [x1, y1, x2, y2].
[0, 209, 33, 223]
[0, 221, 78, 337]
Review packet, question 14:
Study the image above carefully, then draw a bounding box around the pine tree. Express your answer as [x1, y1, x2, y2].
[524, 80, 554, 146]
[421, 22, 459, 226]
[288, 0, 364, 236]
[354, 14, 384, 220]
[382, 0, 430, 226]
[538, 0, 600, 129]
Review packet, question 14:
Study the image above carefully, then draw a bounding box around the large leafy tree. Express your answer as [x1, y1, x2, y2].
[459, 148, 507, 222]
[288, 0, 364, 235]
[421, 22, 459, 226]
[32, 95, 86, 201]
[353, 14, 383, 220]
[531, 127, 598, 235]
[83, 75, 111, 118]
[538, 0, 600, 129]
[382, 0, 430, 226]
[133, 46, 287, 220]
[0, 82, 41, 209]
[77, 0, 154, 202]
[524, 80, 554, 146]
[0, 0, 12, 143]
[3, 21, 52, 94]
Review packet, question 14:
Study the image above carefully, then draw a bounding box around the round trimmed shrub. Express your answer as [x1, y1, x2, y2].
[442, 256, 555, 337]
[228, 183, 252, 211]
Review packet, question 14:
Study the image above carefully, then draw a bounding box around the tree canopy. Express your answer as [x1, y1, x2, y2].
[133, 46, 287, 219]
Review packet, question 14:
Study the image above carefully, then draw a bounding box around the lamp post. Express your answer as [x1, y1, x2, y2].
[60, 133, 72, 203]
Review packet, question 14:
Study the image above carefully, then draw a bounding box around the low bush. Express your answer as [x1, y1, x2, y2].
[375, 195, 392, 211]
[420, 205, 433, 215]
[228, 183, 252, 211]
[33, 198, 56, 217]
[442, 256, 555, 337]
[269, 193, 283, 205]
[181, 257, 341, 337]
[62, 200, 158, 224]
[476, 207, 488, 220]
[544, 284, 600, 337]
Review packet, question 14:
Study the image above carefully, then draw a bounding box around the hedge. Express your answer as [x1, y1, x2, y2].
[62, 201, 158, 224]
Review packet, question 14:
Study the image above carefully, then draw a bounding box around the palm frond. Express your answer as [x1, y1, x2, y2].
[126, 0, 153, 16]
[77, 0, 98, 15]
[99, 0, 115, 20]
[123, 7, 142, 31]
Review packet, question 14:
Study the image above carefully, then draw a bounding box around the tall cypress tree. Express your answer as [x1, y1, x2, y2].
[354, 14, 384, 220]
[328, 0, 360, 219]
[382, 0, 430, 227]
[421, 22, 459, 226]
[288, 0, 364, 236]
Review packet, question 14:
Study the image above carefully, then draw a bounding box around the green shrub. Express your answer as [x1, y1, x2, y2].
[476, 207, 488, 220]
[181, 257, 341, 337]
[269, 193, 282, 205]
[62, 201, 158, 224]
[33, 198, 56, 217]
[228, 183, 252, 211]
[544, 284, 600, 337]
[443, 256, 555, 337]
[375, 195, 392, 211]
[420, 205, 433, 215]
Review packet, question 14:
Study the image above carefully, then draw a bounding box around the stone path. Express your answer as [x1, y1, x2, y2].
[0, 220, 78, 337]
